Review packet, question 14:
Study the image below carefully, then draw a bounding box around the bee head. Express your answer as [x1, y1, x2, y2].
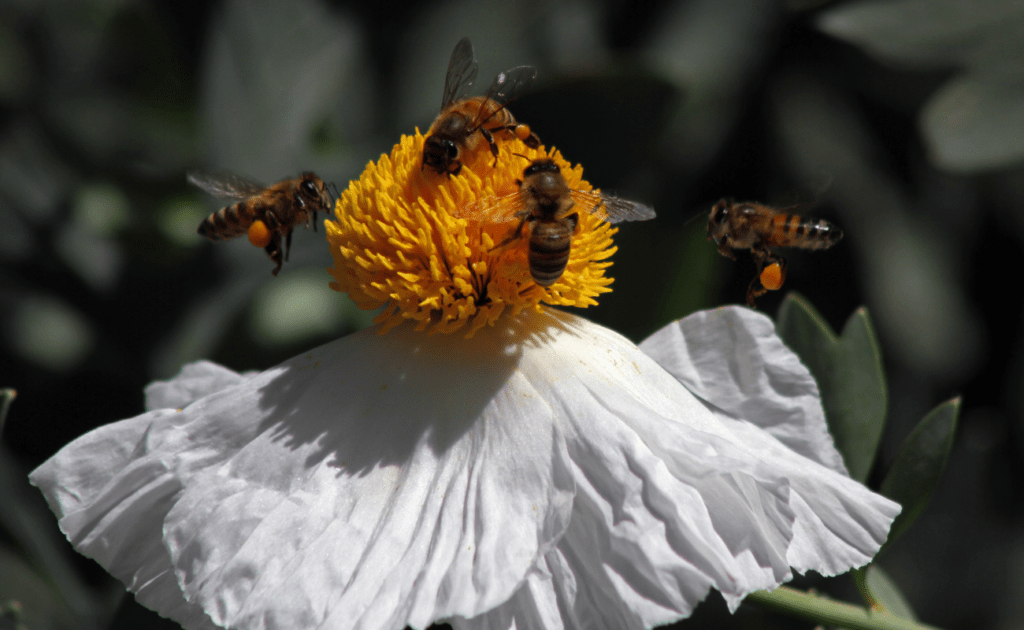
[708, 198, 732, 242]
[523, 158, 559, 178]
[300, 174, 320, 197]
[522, 159, 570, 214]
[423, 136, 460, 175]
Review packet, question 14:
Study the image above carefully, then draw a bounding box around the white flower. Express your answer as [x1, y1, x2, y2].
[31, 306, 899, 630]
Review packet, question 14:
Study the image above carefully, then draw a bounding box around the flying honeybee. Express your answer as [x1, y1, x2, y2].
[423, 37, 541, 177]
[707, 198, 844, 306]
[190, 171, 333, 275]
[456, 158, 655, 286]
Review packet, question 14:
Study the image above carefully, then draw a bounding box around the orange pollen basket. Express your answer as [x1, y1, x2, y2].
[759, 263, 784, 291]
[248, 221, 272, 248]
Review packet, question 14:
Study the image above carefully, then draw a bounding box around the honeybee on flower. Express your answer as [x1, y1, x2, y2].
[454, 157, 655, 287]
[31, 129, 900, 630]
[423, 37, 541, 177]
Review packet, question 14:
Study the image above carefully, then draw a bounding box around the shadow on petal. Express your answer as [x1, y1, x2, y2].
[250, 308, 569, 476]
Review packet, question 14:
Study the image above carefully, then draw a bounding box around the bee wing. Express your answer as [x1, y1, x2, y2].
[187, 171, 267, 200]
[486, 66, 537, 104]
[470, 65, 537, 128]
[452, 190, 527, 224]
[571, 190, 656, 224]
[441, 37, 480, 109]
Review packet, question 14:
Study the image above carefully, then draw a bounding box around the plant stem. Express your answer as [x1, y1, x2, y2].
[745, 586, 941, 630]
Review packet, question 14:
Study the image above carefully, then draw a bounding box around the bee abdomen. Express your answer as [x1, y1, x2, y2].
[529, 233, 571, 287]
[483, 106, 516, 129]
[770, 215, 843, 249]
[197, 201, 254, 240]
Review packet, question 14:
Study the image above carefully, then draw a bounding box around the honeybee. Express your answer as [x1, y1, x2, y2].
[707, 198, 844, 306]
[190, 171, 333, 275]
[423, 37, 541, 177]
[457, 158, 655, 286]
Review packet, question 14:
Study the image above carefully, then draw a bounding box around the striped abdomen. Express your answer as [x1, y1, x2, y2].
[197, 201, 259, 241]
[528, 220, 573, 286]
[765, 214, 844, 250]
[466, 96, 518, 130]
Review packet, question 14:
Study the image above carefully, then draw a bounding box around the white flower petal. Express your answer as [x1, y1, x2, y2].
[640, 306, 848, 474]
[32, 307, 900, 630]
[28, 410, 220, 629]
[144, 360, 253, 412]
[453, 310, 899, 630]
[33, 312, 580, 630]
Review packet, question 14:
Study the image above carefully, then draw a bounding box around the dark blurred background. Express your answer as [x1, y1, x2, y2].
[1, 0, 1021, 628]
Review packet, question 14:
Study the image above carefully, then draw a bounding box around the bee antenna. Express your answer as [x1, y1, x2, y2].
[511, 152, 531, 163]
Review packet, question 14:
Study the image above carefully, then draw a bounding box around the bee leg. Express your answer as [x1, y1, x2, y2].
[717, 241, 737, 260]
[479, 127, 499, 166]
[520, 127, 541, 149]
[745, 247, 785, 307]
[746, 278, 767, 307]
[265, 232, 283, 276]
[495, 124, 541, 149]
[566, 212, 579, 234]
[493, 217, 529, 250]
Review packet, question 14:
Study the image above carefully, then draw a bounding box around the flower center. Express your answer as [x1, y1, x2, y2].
[325, 130, 618, 336]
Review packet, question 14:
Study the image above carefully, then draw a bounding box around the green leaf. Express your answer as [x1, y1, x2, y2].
[776, 293, 887, 482]
[880, 397, 960, 548]
[855, 565, 918, 620]
[920, 74, 1024, 173]
[818, 0, 1024, 172]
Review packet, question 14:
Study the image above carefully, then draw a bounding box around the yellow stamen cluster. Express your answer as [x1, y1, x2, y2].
[325, 130, 617, 336]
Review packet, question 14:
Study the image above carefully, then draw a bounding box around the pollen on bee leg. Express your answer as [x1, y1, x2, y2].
[760, 263, 785, 291]
[514, 124, 532, 141]
[248, 221, 272, 248]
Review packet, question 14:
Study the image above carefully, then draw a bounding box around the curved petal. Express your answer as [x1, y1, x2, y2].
[32, 313, 581, 630]
[144, 360, 254, 412]
[456, 310, 900, 630]
[640, 306, 848, 474]
[28, 410, 220, 630]
[32, 307, 899, 630]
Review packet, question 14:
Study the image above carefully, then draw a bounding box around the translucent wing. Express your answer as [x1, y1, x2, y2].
[487, 66, 537, 105]
[187, 171, 267, 200]
[570, 190, 656, 224]
[470, 65, 537, 128]
[441, 37, 479, 109]
[453, 191, 527, 224]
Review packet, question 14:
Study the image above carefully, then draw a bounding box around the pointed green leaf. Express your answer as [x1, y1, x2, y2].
[831, 307, 888, 480]
[775, 292, 837, 377]
[776, 293, 887, 481]
[880, 397, 960, 548]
